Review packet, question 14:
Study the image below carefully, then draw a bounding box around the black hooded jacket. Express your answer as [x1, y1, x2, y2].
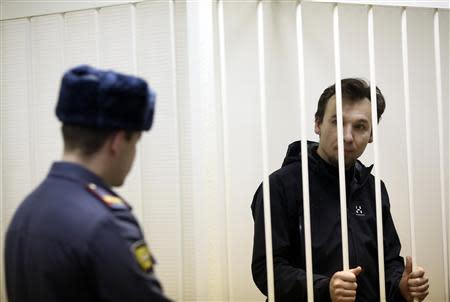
[251, 141, 406, 301]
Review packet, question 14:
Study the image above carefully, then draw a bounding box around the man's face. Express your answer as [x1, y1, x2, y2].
[315, 96, 373, 168]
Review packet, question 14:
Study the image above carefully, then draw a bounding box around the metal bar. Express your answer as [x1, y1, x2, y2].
[168, 0, 185, 299]
[332, 3, 350, 271]
[28, 17, 37, 187]
[217, 0, 232, 299]
[93, 9, 100, 66]
[401, 6, 417, 273]
[2, 0, 448, 21]
[61, 13, 67, 68]
[130, 4, 138, 75]
[130, 2, 145, 226]
[433, 8, 450, 302]
[257, 1, 275, 301]
[367, 5, 386, 301]
[295, 1, 314, 300]
[303, 0, 449, 9]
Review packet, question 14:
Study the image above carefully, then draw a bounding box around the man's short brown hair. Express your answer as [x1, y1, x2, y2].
[315, 78, 386, 124]
[62, 125, 134, 157]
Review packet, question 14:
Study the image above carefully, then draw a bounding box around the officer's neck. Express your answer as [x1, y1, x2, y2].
[62, 151, 114, 187]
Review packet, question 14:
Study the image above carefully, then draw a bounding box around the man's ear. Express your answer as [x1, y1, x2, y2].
[314, 118, 321, 135]
[108, 130, 126, 155]
[369, 128, 373, 143]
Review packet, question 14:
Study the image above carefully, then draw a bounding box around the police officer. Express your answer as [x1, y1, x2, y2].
[5, 65, 172, 302]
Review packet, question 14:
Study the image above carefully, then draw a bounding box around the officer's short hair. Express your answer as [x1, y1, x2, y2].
[55, 65, 155, 156]
[61, 125, 135, 157]
[315, 78, 386, 124]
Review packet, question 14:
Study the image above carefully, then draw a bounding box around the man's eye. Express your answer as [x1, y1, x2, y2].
[355, 124, 366, 130]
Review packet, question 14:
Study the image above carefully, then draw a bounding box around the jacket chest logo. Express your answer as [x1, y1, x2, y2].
[355, 205, 365, 217]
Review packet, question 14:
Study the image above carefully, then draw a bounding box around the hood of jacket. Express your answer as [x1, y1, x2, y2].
[281, 140, 373, 186]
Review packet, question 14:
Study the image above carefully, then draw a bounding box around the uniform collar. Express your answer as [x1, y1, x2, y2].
[48, 161, 111, 190]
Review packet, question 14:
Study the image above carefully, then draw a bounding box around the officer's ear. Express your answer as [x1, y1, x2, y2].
[108, 130, 127, 156]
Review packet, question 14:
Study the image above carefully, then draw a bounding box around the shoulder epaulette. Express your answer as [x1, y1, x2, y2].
[86, 183, 130, 210]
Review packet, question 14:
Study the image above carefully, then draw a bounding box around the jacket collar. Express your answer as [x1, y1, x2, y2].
[282, 140, 373, 187]
[48, 161, 111, 189]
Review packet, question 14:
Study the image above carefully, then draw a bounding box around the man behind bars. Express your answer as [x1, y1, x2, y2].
[5, 65, 172, 302]
[251, 78, 429, 301]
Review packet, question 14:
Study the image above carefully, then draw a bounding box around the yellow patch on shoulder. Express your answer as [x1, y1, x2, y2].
[86, 183, 129, 210]
[103, 195, 122, 205]
[131, 240, 153, 272]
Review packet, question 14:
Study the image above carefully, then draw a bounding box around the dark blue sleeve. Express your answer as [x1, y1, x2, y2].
[86, 215, 172, 302]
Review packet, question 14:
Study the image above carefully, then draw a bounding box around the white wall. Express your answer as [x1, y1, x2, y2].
[1, 1, 449, 301]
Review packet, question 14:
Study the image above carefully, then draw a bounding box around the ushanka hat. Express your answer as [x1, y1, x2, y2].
[56, 65, 156, 131]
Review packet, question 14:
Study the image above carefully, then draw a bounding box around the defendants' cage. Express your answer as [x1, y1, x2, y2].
[1, 0, 449, 301]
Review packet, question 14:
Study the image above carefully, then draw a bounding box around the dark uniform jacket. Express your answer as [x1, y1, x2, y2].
[251, 141, 406, 301]
[5, 162, 171, 302]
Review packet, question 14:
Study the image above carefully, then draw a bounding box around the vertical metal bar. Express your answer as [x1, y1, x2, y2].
[367, 6, 386, 301]
[28, 17, 37, 187]
[169, 0, 184, 299]
[94, 8, 100, 66]
[400, 7, 417, 272]
[130, 2, 144, 224]
[295, 1, 314, 300]
[217, 0, 232, 299]
[0, 20, 3, 302]
[257, 1, 275, 301]
[0, 107, 2, 302]
[61, 13, 66, 68]
[332, 3, 349, 271]
[130, 4, 138, 75]
[433, 8, 450, 302]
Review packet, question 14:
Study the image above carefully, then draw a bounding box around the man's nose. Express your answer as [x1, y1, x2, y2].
[343, 126, 353, 144]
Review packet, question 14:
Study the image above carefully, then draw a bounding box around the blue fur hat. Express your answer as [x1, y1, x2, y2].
[56, 65, 156, 131]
